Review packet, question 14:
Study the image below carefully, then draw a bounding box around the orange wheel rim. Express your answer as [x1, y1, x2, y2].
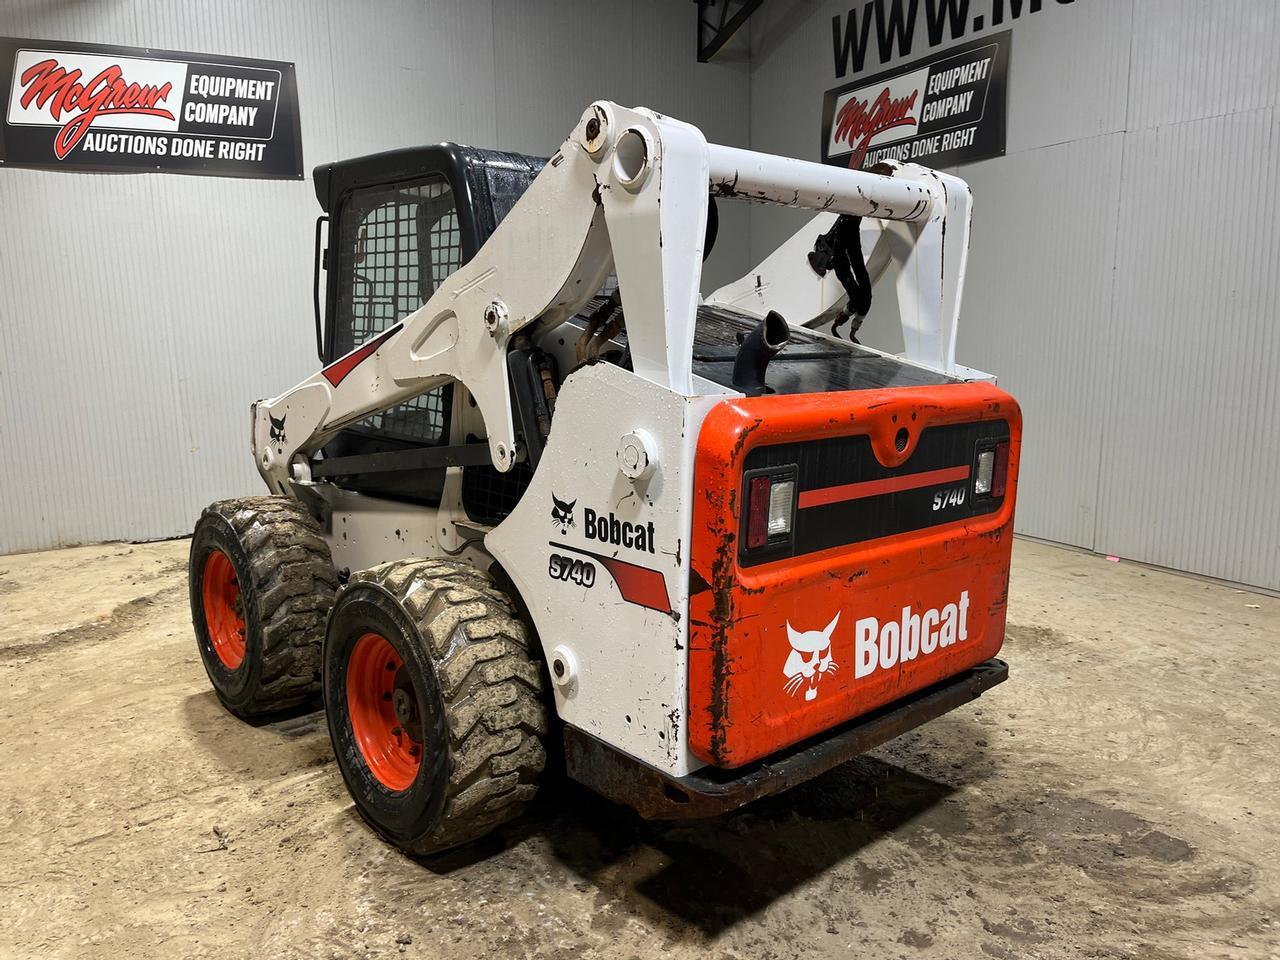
[346, 632, 424, 791]
[201, 549, 246, 670]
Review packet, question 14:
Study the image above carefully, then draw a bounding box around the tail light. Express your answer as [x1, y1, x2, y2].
[744, 469, 796, 550]
[974, 440, 1010, 499]
[991, 441, 1009, 498]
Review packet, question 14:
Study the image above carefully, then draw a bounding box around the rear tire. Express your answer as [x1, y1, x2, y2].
[189, 496, 337, 719]
[324, 559, 547, 855]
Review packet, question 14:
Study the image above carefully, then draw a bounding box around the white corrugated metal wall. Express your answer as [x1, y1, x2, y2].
[748, 0, 1280, 592]
[5, 2, 1277, 593]
[0, 0, 751, 555]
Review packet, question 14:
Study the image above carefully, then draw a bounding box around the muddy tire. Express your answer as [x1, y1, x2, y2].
[189, 496, 336, 719]
[324, 559, 547, 855]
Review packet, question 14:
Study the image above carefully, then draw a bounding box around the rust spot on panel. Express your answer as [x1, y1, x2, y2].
[826, 567, 869, 584]
[711, 171, 740, 197]
[730, 418, 764, 461]
[707, 524, 738, 761]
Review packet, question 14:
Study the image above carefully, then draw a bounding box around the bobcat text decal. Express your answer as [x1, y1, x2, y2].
[17, 57, 175, 159]
[855, 590, 970, 679]
[583, 507, 655, 554]
[782, 590, 971, 695]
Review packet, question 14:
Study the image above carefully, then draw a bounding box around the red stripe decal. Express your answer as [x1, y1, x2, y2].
[321, 323, 402, 388]
[553, 542, 672, 614]
[798, 465, 970, 509]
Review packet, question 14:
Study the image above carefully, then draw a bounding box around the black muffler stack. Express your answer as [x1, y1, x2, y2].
[732, 311, 791, 396]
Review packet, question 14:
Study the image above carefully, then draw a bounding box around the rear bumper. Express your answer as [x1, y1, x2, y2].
[565, 658, 1008, 820]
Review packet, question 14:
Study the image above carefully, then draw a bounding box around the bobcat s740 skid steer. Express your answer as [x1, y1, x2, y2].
[189, 101, 1021, 854]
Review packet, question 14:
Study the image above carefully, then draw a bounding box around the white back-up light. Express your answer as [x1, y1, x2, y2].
[767, 479, 795, 536]
[974, 450, 995, 495]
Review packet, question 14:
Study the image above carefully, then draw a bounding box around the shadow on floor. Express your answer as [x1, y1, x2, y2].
[430, 751, 963, 939]
[181, 692, 332, 779]
[184, 687, 980, 940]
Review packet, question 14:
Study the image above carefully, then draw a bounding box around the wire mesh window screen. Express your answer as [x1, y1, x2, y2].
[335, 176, 462, 445]
[429, 210, 461, 290]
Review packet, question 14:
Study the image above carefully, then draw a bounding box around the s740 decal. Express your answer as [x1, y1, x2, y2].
[548, 552, 596, 588]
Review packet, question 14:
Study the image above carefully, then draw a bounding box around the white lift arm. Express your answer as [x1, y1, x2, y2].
[251, 101, 965, 491]
[705, 157, 979, 378]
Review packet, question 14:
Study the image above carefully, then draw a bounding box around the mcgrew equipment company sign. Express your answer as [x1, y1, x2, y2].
[821, 32, 1009, 171]
[0, 37, 303, 178]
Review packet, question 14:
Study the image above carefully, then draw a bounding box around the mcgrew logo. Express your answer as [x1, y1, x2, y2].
[17, 57, 176, 159]
[855, 590, 969, 679]
[832, 86, 919, 169]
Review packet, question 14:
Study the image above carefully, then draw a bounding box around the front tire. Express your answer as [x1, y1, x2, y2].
[189, 496, 336, 719]
[324, 559, 547, 855]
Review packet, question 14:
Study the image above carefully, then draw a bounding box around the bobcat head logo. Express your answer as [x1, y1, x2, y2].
[268, 413, 287, 445]
[783, 612, 840, 701]
[550, 494, 576, 534]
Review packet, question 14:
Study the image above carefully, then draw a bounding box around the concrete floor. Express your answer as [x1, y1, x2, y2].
[0, 538, 1276, 959]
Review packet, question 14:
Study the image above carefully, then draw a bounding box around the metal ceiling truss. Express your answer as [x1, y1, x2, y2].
[696, 0, 763, 63]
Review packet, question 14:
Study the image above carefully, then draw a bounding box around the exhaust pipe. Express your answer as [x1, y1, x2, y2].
[732, 311, 791, 397]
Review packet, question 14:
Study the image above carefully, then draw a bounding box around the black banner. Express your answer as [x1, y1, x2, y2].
[0, 37, 303, 178]
[821, 32, 1009, 170]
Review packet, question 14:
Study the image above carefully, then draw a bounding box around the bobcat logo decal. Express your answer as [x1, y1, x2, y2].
[268, 413, 287, 445]
[783, 613, 840, 701]
[550, 493, 576, 534]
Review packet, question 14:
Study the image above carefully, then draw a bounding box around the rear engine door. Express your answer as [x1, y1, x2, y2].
[687, 383, 1021, 768]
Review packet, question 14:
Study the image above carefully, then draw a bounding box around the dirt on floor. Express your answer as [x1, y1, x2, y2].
[0, 537, 1277, 960]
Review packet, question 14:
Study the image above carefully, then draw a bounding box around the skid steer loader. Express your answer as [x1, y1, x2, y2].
[189, 101, 1020, 855]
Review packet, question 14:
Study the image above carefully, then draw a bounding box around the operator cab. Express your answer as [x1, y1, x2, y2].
[312, 145, 545, 509]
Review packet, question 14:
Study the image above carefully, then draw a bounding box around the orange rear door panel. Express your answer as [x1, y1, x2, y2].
[688, 383, 1022, 768]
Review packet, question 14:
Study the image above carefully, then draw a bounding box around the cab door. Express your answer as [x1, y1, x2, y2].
[320, 173, 462, 504]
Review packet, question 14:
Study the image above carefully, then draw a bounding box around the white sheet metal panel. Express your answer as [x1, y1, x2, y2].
[1127, 1, 1280, 133]
[1000, 0, 1132, 153]
[325, 0, 499, 157]
[956, 133, 1124, 550]
[1098, 108, 1280, 590]
[0, 0, 751, 555]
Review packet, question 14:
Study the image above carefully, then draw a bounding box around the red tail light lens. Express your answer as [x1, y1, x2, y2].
[746, 475, 772, 549]
[745, 470, 797, 550]
[992, 441, 1009, 498]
